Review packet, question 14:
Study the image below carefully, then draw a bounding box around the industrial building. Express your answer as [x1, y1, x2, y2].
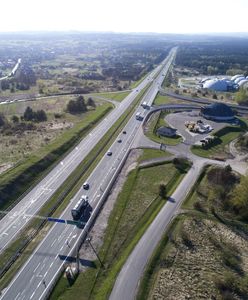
[200, 103, 235, 121]
[200, 74, 248, 92]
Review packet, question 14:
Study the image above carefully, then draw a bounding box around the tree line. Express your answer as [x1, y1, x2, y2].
[66, 95, 95, 114]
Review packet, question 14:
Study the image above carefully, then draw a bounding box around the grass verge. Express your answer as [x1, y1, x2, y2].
[138, 149, 172, 163]
[191, 125, 243, 158]
[91, 91, 130, 102]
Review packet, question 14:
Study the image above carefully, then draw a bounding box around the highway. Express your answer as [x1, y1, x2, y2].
[0, 59, 21, 81]
[0, 48, 177, 300]
[0, 53, 171, 255]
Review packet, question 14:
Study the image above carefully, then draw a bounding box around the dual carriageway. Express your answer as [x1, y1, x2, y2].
[0, 48, 177, 299]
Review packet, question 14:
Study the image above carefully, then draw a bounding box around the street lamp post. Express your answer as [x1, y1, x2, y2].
[86, 237, 105, 269]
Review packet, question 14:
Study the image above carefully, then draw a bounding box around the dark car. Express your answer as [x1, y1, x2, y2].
[123, 130, 127, 134]
[107, 151, 112, 156]
[117, 139, 122, 143]
[83, 182, 89, 190]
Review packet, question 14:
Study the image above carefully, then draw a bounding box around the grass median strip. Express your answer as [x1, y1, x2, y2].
[50, 157, 190, 300]
[0, 82, 152, 290]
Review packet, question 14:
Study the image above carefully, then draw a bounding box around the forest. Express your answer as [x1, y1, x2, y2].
[176, 38, 248, 75]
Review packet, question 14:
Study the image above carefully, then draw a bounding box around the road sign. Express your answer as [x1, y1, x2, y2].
[66, 220, 79, 226]
[47, 217, 66, 223]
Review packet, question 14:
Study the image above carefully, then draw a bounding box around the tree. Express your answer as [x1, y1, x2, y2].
[231, 175, 248, 217]
[67, 96, 87, 114]
[23, 106, 34, 121]
[36, 110, 47, 122]
[76, 96, 87, 112]
[235, 88, 248, 104]
[87, 97, 96, 108]
[159, 184, 167, 199]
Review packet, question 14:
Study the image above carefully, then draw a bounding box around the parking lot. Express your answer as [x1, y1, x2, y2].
[165, 111, 228, 145]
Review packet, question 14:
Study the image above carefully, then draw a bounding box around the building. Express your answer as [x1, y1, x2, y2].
[157, 126, 177, 137]
[202, 78, 238, 91]
[200, 74, 248, 92]
[200, 103, 235, 121]
[238, 79, 248, 87]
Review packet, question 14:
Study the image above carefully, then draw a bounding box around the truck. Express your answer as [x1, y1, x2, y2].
[71, 195, 89, 220]
[141, 101, 150, 109]
[135, 112, 143, 120]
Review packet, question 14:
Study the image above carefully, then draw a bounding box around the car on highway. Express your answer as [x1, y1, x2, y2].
[107, 151, 112, 156]
[123, 130, 127, 134]
[117, 139, 122, 143]
[83, 182, 89, 190]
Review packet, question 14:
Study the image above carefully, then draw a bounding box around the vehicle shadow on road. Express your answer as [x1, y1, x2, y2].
[167, 196, 176, 203]
[59, 254, 97, 268]
[76, 205, 93, 228]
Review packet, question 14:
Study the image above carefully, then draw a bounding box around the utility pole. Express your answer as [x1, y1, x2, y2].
[86, 237, 104, 268]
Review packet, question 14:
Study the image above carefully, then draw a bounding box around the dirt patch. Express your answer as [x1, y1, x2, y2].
[0, 163, 13, 175]
[149, 217, 248, 300]
[78, 149, 143, 269]
[45, 121, 73, 131]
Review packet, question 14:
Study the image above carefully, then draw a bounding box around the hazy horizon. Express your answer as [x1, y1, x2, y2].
[1, 0, 248, 34]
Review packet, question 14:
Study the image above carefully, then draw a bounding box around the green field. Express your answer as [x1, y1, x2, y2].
[138, 148, 172, 163]
[153, 93, 183, 105]
[50, 157, 189, 300]
[92, 91, 130, 102]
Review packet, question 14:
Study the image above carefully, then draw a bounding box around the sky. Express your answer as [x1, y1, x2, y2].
[1, 0, 248, 34]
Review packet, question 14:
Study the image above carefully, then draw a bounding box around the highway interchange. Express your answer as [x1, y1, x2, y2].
[0, 49, 177, 299]
[0, 52, 171, 255]
[2, 46, 246, 299]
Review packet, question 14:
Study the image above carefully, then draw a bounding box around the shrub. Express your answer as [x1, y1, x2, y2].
[181, 230, 194, 249]
[159, 184, 166, 199]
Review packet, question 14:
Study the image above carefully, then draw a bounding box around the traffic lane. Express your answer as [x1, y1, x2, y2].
[2, 217, 80, 300]
[110, 161, 204, 300]
[76, 121, 141, 204]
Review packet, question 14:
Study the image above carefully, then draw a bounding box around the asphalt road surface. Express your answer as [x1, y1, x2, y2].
[0, 54, 169, 255]
[0, 48, 177, 300]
